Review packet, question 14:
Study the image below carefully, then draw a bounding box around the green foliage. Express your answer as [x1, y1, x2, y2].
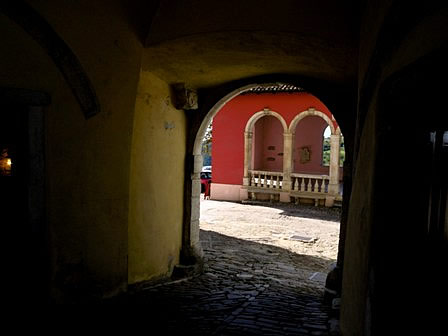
[322, 136, 345, 167]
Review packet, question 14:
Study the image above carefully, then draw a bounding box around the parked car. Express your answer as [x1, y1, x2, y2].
[202, 165, 212, 172]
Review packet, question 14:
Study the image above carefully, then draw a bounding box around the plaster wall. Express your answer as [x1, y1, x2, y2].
[339, 106, 376, 335]
[252, 118, 265, 171]
[210, 183, 242, 201]
[128, 71, 185, 285]
[0, 0, 142, 299]
[340, 2, 448, 334]
[253, 116, 284, 172]
[293, 116, 329, 175]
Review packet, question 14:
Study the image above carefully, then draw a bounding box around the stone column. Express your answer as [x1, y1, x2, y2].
[280, 132, 293, 202]
[179, 153, 204, 272]
[243, 131, 253, 187]
[326, 134, 341, 207]
[190, 154, 204, 257]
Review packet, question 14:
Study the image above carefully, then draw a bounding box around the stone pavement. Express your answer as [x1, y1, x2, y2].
[118, 229, 338, 335]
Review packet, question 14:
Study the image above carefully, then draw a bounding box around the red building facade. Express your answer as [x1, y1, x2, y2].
[210, 86, 343, 206]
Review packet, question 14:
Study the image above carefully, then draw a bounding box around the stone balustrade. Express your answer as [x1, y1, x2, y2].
[246, 170, 341, 206]
[249, 170, 283, 189]
[291, 173, 329, 194]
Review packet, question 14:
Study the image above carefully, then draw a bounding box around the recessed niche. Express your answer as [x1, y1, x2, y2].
[267, 157, 275, 161]
[267, 146, 275, 150]
[278, 152, 284, 156]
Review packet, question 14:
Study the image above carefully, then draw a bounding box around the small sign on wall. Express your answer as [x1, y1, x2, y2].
[299, 146, 311, 164]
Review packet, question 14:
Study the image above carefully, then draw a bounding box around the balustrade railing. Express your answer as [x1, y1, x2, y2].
[248, 171, 331, 195]
[291, 173, 329, 194]
[249, 170, 283, 189]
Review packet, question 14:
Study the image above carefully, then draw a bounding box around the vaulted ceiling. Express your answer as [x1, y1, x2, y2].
[138, 0, 362, 88]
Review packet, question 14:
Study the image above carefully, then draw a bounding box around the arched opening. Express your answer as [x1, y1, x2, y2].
[243, 110, 287, 200]
[287, 108, 343, 207]
[252, 115, 284, 172]
[294, 115, 329, 174]
[322, 125, 331, 166]
[188, 84, 263, 260]
[189, 83, 344, 300]
[322, 126, 345, 168]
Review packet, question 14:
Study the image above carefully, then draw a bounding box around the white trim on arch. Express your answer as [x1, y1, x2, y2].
[244, 108, 288, 133]
[288, 108, 336, 135]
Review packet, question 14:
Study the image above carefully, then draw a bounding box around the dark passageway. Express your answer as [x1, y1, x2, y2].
[1, 1, 447, 335]
[114, 230, 335, 336]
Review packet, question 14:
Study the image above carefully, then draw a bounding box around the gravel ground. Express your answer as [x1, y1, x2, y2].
[200, 199, 341, 293]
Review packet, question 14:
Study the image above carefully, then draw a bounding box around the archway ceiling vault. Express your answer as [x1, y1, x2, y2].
[142, 0, 361, 89]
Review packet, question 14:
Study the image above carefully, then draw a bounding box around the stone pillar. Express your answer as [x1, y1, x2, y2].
[190, 154, 204, 257]
[280, 132, 293, 202]
[240, 131, 253, 201]
[325, 126, 353, 306]
[326, 134, 341, 207]
[179, 153, 204, 271]
[243, 131, 253, 187]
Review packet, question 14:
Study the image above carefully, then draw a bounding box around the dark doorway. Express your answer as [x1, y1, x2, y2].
[368, 46, 448, 334]
[0, 89, 48, 302]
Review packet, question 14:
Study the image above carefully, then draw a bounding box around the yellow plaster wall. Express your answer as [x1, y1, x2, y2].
[128, 71, 186, 284]
[1, 1, 142, 299]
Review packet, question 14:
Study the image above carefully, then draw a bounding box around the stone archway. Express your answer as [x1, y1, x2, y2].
[288, 108, 337, 135]
[1, 1, 100, 119]
[289, 108, 341, 206]
[183, 78, 352, 270]
[189, 84, 285, 260]
[242, 108, 288, 196]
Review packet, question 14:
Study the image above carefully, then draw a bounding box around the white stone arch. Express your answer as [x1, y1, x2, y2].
[244, 108, 288, 133]
[288, 108, 335, 135]
[193, 84, 287, 156]
[288, 108, 341, 206]
[242, 108, 288, 186]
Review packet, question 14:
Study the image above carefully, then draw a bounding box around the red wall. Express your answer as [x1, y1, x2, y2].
[211, 92, 338, 185]
[253, 116, 284, 172]
[293, 116, 329, 174]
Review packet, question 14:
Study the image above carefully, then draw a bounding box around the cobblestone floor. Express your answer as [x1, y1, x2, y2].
[121, 227, 337, 335]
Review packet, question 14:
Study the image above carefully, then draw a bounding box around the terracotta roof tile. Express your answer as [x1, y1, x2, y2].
[243, 84, 304, 94]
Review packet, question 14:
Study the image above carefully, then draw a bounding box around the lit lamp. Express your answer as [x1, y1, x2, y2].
[0, 148, 12, 176]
